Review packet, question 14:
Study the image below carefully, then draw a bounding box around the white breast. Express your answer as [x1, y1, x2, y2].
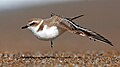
[29, 25, 59, 41]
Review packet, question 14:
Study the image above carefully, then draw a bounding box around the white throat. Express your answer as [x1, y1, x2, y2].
[28, 20, 44, 32]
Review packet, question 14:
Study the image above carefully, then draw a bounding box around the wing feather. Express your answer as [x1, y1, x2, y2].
[58, 18, 113, 46]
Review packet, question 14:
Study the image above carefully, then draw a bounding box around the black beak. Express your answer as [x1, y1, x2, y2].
[21, 25, 29, 29]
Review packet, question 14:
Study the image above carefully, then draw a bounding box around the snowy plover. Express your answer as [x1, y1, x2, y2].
[21, 14, 113, 48]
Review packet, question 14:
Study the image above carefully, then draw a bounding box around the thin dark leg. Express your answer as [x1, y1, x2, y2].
[50, 40, 53, 49]
[70, 15, 84, 20]
[66, 15, 84, 21]
[50, 40, 54, 56]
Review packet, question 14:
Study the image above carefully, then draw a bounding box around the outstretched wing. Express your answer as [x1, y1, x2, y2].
[58, 17, 113, 46]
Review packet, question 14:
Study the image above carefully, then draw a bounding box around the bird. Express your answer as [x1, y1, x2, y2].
[21, 13, 113, 48]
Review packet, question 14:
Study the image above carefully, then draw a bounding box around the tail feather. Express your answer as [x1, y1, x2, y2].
[77, 25, 113, 46]
[78, 26, 113, 46]
[65, 18, 113, 46]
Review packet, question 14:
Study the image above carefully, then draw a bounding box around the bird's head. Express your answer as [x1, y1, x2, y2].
[21, 18, 43, 30]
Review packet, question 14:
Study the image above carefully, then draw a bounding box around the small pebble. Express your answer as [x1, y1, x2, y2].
[0, 51, 119, 66]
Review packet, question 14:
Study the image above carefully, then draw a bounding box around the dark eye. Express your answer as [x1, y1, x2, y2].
[29, 22, 35, 26]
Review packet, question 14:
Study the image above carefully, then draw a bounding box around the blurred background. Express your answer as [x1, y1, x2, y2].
[0, 0, 119, 53]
